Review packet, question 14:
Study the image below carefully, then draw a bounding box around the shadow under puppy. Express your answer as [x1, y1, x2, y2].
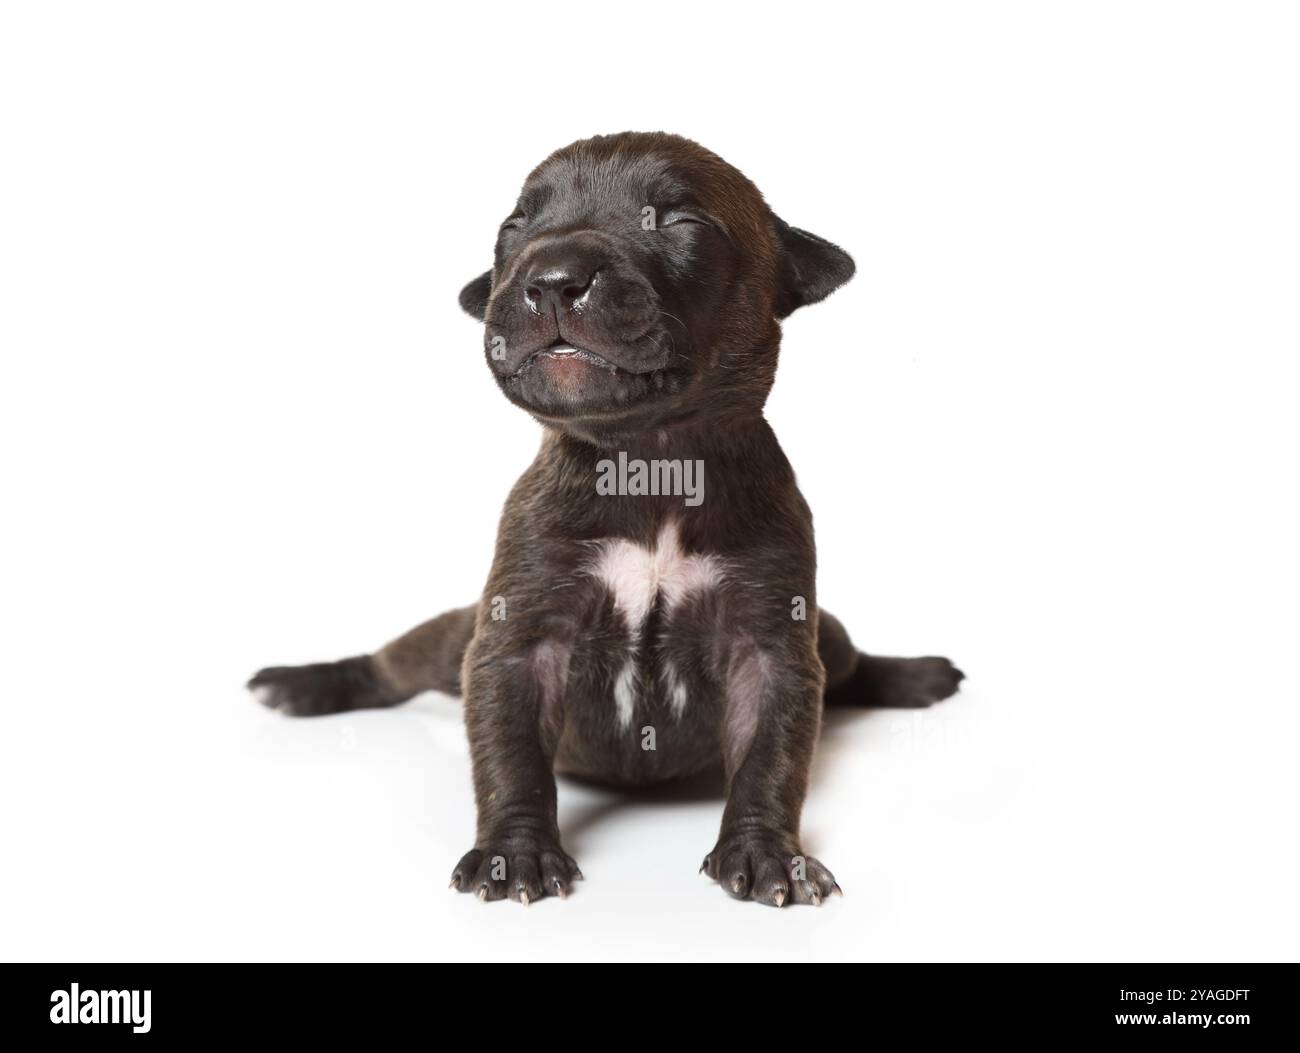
[250, 132, 963, 907]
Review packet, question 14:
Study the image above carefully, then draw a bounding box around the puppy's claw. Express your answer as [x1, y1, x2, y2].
[518, 889, 531, 907]
[449, 875, 461, 891]
[702, 841, 838, 907]
[477, 884, 489, 902]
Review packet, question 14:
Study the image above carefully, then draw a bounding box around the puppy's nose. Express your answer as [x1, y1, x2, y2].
[524, 265, 595, 315]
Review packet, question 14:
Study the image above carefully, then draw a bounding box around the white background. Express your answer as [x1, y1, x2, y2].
[2, 1, 1297, 962]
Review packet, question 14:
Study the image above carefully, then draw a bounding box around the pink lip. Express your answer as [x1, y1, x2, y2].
[519, 344, 619, 374]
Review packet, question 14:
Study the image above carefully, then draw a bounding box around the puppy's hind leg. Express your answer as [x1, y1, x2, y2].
[248, 605, 477, 716]
[818, 608, 964, 709]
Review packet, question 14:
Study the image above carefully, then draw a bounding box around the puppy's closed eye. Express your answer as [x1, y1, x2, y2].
[660, 211, 713, 229]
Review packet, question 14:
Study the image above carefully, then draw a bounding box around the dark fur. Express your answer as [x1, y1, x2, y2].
[250, 133, 963, 907]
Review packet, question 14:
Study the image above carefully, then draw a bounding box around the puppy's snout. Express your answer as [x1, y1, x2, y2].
[524, 262, 596, 316]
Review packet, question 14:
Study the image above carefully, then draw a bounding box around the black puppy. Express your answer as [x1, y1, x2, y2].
[250, 132, 963, 907]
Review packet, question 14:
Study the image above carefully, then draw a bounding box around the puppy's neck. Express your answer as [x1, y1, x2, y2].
[546, 407, 773, 463]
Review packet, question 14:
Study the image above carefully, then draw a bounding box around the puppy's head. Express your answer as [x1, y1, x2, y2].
[460, 132, 853, 440]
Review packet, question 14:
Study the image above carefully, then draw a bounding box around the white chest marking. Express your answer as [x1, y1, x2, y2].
[590, 520, 724, 726]
[593, 521, 723, 634]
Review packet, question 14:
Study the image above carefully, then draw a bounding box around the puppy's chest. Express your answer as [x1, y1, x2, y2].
[577, 521, 726, 728]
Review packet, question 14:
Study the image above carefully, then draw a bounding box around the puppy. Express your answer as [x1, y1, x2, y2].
[250, 132, 963, 907]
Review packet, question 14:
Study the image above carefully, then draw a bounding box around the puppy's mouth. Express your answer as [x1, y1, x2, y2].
[493, 329, 691, 423]
[515, 339, 621, 376]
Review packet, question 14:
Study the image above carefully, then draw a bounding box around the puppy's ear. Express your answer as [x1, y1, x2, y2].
[772, 216, 855, 318]
[459, 270, 492, 320]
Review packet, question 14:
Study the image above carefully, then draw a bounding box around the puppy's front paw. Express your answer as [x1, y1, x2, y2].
[450, 839, 582, 905]
[701, 836, 840, 907]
